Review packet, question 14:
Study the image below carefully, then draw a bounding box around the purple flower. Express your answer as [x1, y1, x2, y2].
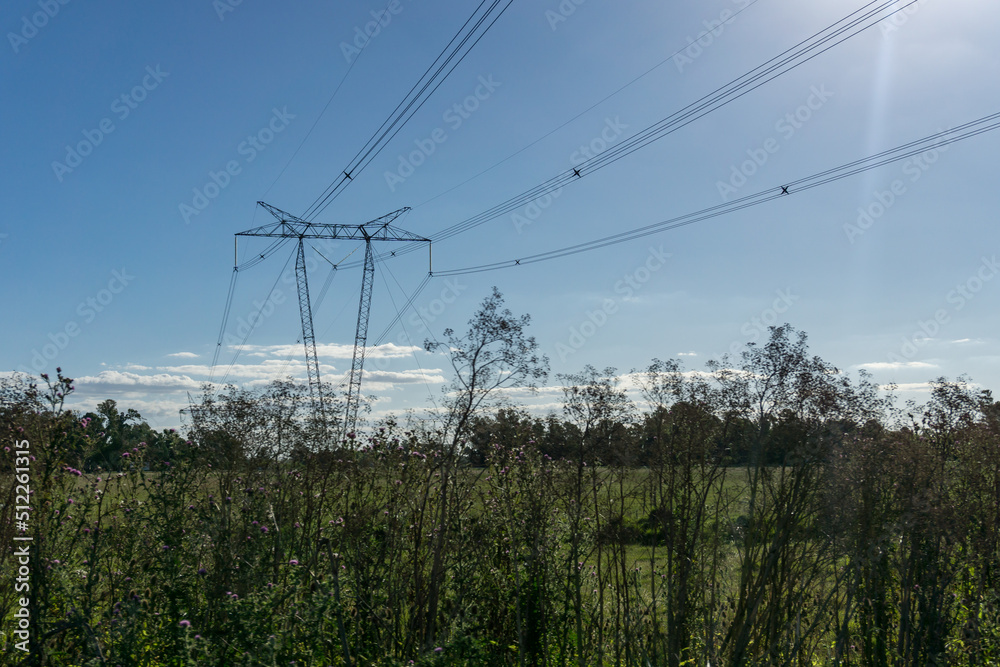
[198, 568, 208, 576]
[288, 559, 299, 566]
[179, 620, 191, 628]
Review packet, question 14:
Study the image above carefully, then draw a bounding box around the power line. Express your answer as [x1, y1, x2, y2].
[261, 0, 396, 199]
[355, 0, 918, 267]
[301, 0, 516, 220]
[429, 111, 1000, 276]
[210, 236, 294, 381]
[219, 244, 299, 385]
[378, 263, 441, 410]
[373, 273, 432, 346]
[210, 269, 239, 381]
[408, 0, 766, 212]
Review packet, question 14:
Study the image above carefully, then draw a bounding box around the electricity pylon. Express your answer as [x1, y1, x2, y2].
[236, 201, 429, 439]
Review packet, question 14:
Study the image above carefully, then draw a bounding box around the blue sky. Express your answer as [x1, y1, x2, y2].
[3, 0, 999, 428]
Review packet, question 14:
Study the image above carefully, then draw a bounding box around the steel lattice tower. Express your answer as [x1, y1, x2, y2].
[236, 202, 429, 439]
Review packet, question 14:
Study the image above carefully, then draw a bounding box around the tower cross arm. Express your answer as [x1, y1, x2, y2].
[235, 202, 428, 243]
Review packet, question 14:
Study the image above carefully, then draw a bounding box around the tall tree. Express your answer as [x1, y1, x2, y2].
[425, 286, 549, 453]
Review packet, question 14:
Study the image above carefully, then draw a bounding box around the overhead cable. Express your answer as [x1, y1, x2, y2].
[430, 111, 1000, 276]
[300, 0, 516, 220]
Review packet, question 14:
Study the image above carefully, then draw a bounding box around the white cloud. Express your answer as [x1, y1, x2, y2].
[74, 371, 202, 393]
[858, 361, 938, 371]
[495, 385, 566, 398]
[881, 382, 934, 393]
[949, 338, 984, 345]
[167, 352, 199, 359]
[154, 360, 344, 382]
[238, 342, 419, 360]
[678, 352, 698, 357]
[361, 369, 446, 391]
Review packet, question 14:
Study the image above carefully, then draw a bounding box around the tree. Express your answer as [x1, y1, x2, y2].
[557, 365, 634, 465]
[185, 379, 312, 466]
[425, 287, 549, 453]
[633, 359, 728, 667]
[420, 287, 548, 649]
[465, 407, 544, 465]
[708, 324, 886, 664]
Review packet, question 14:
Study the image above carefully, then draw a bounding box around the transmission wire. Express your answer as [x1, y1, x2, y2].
[429, 112, 1000, 276]
[301, 0, 515, 220]
[409, 0, 765, 211]
[378, 263, 440, 407]
[339, 0, 916, 270]
[261, 0, 396, 198]
[221, 244, 298, 384]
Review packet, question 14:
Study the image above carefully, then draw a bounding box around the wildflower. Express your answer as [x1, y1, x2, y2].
[198, 568, 208, 576]
[179, 620, 191, 628]
[121, 452, 130, 458]
[288, 559, 299, 565]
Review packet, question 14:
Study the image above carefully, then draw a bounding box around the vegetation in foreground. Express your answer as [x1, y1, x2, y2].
[2, 290, 1000, 666]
